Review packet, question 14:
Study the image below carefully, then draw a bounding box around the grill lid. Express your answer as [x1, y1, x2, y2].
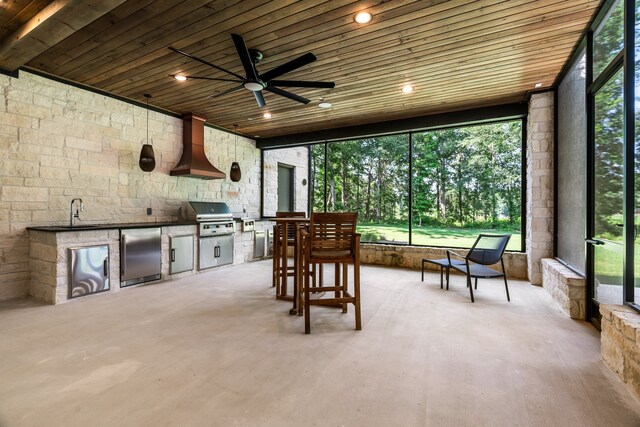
[180, 201, 233, 222]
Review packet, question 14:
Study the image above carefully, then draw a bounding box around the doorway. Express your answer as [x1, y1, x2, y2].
[277, 163, 294, 212]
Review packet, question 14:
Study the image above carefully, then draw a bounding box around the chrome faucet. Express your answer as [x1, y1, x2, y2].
[70, 198, 84, 227]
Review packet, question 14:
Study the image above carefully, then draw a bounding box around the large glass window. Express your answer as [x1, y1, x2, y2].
[412, 122, 522, 251]
[314, 135, 410, 244]
[306, 120, 523, 250]
[593, 0, 624, 78]
[585, 0, 639, 314]
[593, 69, 625, 305]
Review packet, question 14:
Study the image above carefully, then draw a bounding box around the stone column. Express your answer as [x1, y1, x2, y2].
[526, 92, 554, 285]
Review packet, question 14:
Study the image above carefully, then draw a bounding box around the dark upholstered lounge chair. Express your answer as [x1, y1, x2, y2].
[446, 234, 511, 303]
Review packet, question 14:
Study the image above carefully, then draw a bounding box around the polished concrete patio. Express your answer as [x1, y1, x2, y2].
[0, 261, 638, 426]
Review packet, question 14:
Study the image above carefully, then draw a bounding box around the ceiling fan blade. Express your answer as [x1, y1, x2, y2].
[254, 91, 266, 108]
[168, 46, 245, 80]
[269, 80, 335, 89]
[264, 86, 310, 105]
[231, 34, 259, 81]
[211, 85, 244, 98]
[170, 75, 240, 83]
[259, 52, 316, 82]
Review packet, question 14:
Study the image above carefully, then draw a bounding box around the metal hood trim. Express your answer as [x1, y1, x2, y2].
[170, 113, 226, 180]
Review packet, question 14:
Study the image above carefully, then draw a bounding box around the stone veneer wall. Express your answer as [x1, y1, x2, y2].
[541, 258, 586, 320]
[0, 71, 260, 301]
[526, 92, 554, 285]
[360, 244, 528, 280]
[601, 304, 640, 401]
[263, 147, 309, 216]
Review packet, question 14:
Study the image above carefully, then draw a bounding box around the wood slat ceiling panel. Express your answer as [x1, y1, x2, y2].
[14, 0, 600, 138]
[0, 0, 50, 41]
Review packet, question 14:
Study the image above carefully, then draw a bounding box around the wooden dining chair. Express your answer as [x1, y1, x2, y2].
[299, 212, 361, 334]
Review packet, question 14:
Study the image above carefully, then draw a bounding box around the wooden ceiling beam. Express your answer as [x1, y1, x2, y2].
[0, 0, 127, 72]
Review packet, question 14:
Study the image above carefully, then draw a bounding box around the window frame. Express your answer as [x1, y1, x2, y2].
[261, 116, 527, 253]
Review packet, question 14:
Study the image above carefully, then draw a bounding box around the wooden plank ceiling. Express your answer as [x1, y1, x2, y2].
[0, 0, 600, 139]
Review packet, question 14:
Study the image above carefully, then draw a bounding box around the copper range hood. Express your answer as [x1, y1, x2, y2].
[170, 113, 226, 180]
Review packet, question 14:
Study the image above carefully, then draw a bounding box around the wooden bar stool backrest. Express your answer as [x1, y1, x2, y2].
[276, 211, 306, 241]
[301, 212, 361, 334]
[309, 212, 358, 262]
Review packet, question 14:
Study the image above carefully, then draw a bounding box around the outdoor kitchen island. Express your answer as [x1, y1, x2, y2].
[27, 218, 271, 305]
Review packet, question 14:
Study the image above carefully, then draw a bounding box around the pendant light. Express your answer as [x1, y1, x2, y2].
[230, 124, 241, 182]
[139, 94, 156, 172]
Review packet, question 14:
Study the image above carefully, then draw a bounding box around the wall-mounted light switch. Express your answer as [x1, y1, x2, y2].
[147, 207, 152, 215]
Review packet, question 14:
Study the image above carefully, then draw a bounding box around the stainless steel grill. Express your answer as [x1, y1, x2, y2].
[180, 201, 235, 236]
[180, 201, 233, 222]
[180, 201, 235, 270]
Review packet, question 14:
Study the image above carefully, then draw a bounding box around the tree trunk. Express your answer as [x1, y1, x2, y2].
[341, 164, 347, 208]
[328, 178, 336, 211]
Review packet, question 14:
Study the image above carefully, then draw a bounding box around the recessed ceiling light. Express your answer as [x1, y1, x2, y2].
[173, 74, 187, 82]
[354, 11, 372, 24]
[402, 85, 414, 94]
[319, 102, 332, 108]
[534, 82, 542, 88]
[263, 113, 272, 119]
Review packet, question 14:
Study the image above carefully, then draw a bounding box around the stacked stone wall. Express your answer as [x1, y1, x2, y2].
[360, 244, 528, 280]
[0, 71, 261, 301]
[541, 258, 586, 319]
[601, 304, 640, 401]
[262, 148, 309, 216]
[526, 92, 554, 285]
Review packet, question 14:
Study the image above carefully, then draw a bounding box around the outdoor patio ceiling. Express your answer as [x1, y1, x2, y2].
[0, 0, 600, 138]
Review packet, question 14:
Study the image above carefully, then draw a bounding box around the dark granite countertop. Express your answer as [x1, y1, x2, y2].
[27, 221, 199, 233]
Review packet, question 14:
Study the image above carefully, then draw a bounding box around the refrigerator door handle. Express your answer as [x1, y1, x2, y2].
[121, 235, 127, 275]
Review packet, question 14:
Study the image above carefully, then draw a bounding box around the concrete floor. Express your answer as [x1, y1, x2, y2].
[0, 260, 639, 427]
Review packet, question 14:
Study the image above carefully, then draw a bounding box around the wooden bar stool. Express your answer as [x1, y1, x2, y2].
[299, 212, 361, 334]
[273, 212, 306, 301]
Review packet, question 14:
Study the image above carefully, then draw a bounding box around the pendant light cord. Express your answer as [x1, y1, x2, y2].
[234, 125, 238, 158]
[144, 94, 151, 146]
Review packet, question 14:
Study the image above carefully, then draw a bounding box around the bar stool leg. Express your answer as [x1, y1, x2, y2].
[334, 263, 340, 299]
[342, 262, 348, 313]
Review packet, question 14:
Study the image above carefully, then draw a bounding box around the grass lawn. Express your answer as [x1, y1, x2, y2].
[357, 223, 522, 251]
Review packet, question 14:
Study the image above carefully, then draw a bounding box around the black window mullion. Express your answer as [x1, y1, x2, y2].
[623, 0, 636, 307]
[586, 29, 598, 323]
[408, 132, 413, 246]
[521, 117, 527, 253]
[323, 142, 328, 213]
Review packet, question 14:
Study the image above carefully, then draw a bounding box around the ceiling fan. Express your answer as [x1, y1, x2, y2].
[168, 34, 335, 108]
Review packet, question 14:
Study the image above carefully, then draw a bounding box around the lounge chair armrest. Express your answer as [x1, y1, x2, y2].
[446, 249, 467, 264]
